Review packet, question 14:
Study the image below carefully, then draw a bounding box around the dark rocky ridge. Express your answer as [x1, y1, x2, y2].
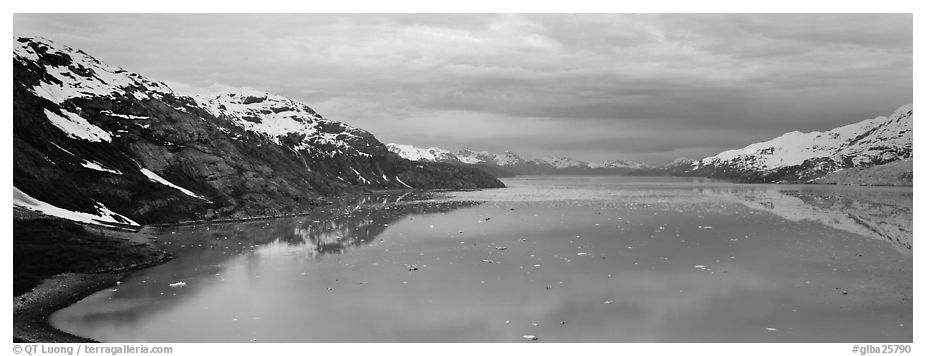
[13, 36, 503, 225]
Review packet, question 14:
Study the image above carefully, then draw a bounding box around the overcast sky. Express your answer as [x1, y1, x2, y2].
[14, 14, 912, 164]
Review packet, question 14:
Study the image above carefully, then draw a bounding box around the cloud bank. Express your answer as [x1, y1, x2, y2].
[14, 14, 912, 164]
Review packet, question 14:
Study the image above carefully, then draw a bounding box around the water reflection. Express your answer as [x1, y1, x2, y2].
[51, 179, 912, 342]
[696, 186, 912, 254]
[50, 192, 483, 341]
[157, 192, 479, 257]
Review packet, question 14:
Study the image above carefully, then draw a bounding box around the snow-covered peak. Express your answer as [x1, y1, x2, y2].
[496, 151, 528, 166]
[536, 156, 587, 169]
[395, 143, 655, 172]
[200, 91, 378, 157]
[700, 104, 912, 171]
[590, 159, 649, 169]
[665, 157, 695, 168]
[14, 36, 173, 104]
[455, 148, 499, 164]
[198, 90, 321, 117]
[387, 143, 459, 162]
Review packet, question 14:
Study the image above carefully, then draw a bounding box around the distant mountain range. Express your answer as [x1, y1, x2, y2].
[640, 104, 913, 184]
[386, 144, 650, 176]
[12, 35, 911, 231]
[391, 103, 912, 185]
[13, 36, 503, 226]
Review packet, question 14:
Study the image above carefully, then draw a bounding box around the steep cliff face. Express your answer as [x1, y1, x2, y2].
[13, 36, 503, 226]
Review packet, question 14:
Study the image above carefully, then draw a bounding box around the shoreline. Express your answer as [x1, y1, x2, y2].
[13, 256, 170, 343]
[11, 191, 390, 343]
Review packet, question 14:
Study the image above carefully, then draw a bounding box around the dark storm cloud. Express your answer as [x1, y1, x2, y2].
[13, 14, 912, 164]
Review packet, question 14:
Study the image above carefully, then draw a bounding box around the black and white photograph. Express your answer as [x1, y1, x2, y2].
[9, 5, 917, 353]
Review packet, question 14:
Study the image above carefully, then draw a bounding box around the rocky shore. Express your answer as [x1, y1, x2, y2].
[14, 210, 170, 343]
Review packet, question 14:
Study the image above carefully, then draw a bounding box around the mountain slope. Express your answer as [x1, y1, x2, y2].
[386, 144, 461, 164]
[389, 144, 650, 175]
[667, 105, 913, 183]
[814, 159, 912, 186]
[13, 36, 502, 226]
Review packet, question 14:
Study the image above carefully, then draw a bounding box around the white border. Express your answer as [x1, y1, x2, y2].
[3, 2, 920, 355]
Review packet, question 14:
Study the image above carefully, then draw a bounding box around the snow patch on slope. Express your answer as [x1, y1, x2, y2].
[395, 176, 413, 188]
[140, 168, 208, 201]
[13, 186, 139, 227]
[44, 109, 112, 142]
[81, 160, 122, 174]
[349, 167, 370, 184]
[100, 110, 149, 120]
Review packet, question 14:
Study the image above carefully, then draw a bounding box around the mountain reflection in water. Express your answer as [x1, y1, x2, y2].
[48, 192, 482, 338]
[696, 186, 912, 254]
[157, 191, 480, 258]
[50, 178, 912, 342]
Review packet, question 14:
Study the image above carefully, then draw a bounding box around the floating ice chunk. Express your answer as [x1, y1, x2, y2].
[765, 328, 777, 331]
[169, 282, 186, 288]
[577, 252, 588, 256]
[694, 265, 707, 270]
[495, 246, 508, 251]
[481, 259, 495, 263]
[604, 300, 614, 304]
[522, 335, 538, 341]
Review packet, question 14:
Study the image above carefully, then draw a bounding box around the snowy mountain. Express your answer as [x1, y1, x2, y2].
[13, 36, 502, 226]
[452, 148, 508, 165]
[588, 159, 650, 170]
[669, 105, 913, 183]
[664, 157, 696, 169]
[200, 91, 385, 158]
[386, 144, 461, 163]
[387, 143, 650, 175]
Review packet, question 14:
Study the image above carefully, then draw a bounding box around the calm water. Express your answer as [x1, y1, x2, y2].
[51, 176, 913, 342]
